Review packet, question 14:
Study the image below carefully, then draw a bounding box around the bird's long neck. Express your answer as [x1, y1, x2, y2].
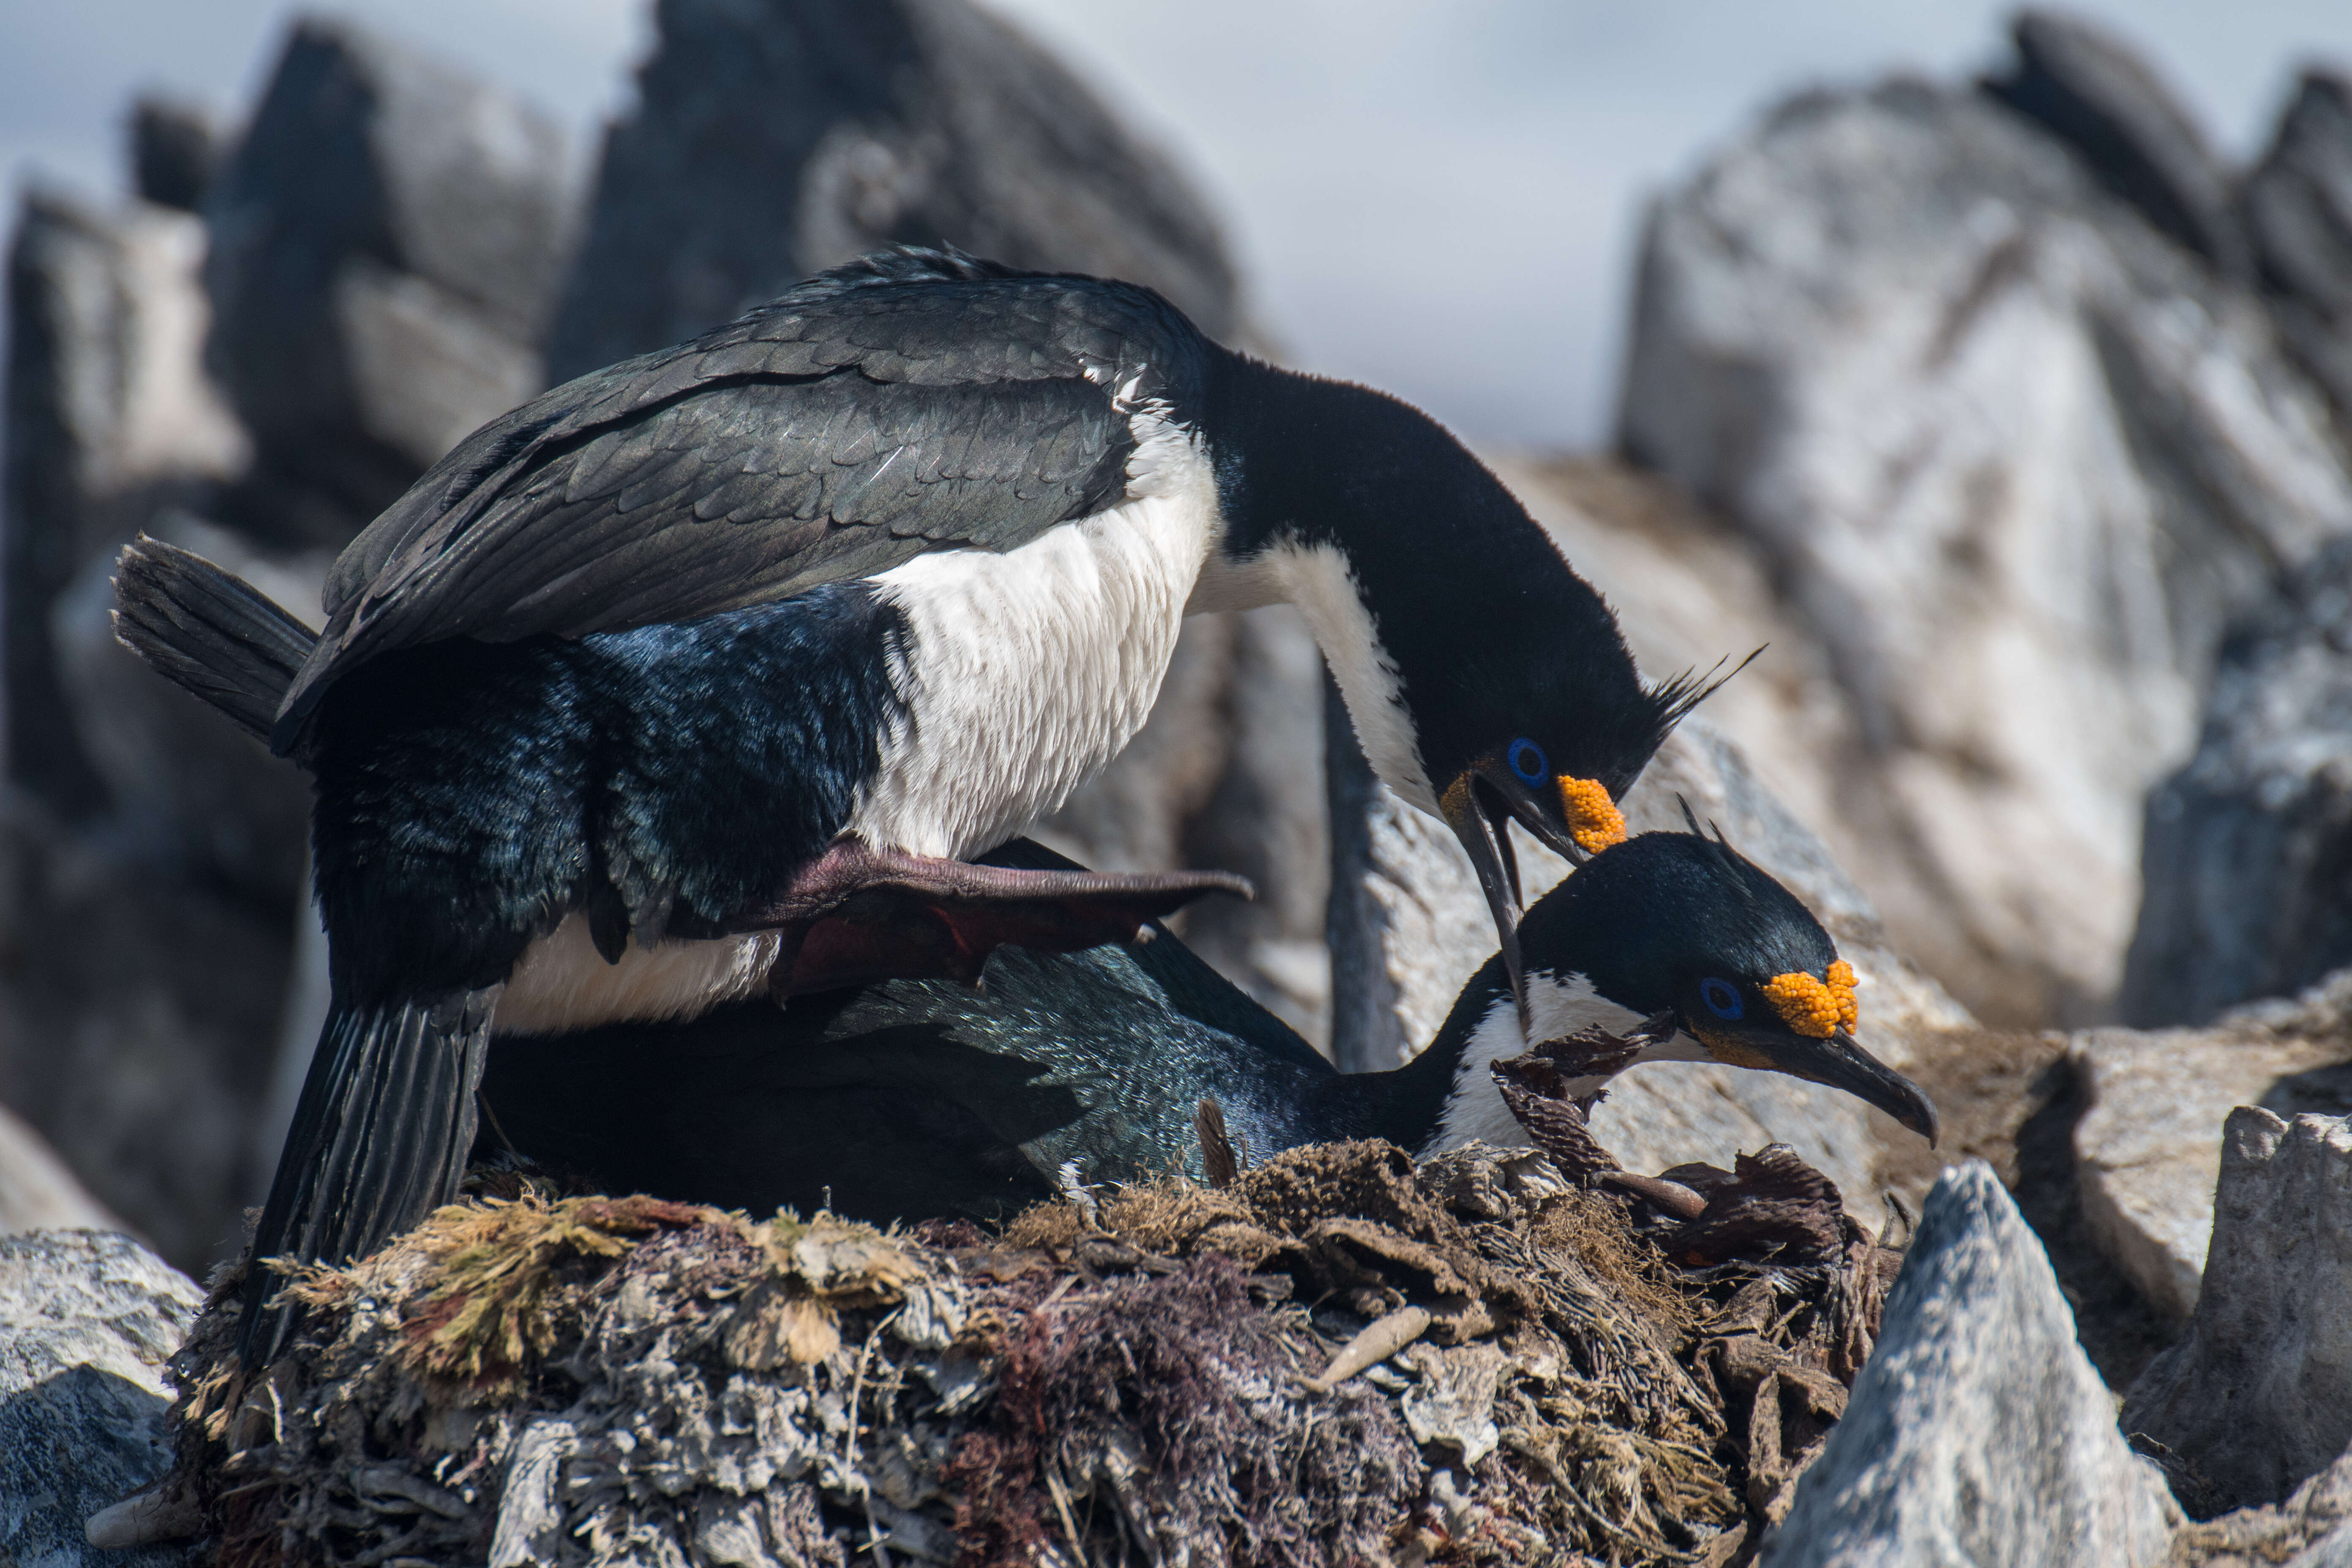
[1344, 912, 1671, 1158]
[1193, 354, 1576, 812]
[1339, 961, 1514, 1153]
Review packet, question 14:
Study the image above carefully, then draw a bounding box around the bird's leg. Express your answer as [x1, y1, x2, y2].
[742, 838, 1253, 997]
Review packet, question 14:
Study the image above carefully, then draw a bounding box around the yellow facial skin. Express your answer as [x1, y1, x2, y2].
[1760, 960, 1860, 1038]
[1690, 1029, 1779, 1071]
[1557, 776, 1627, 854]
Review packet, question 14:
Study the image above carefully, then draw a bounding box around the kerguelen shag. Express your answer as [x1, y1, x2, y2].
[483, 835, 1939, 1225]
[113, 246, 1723, 1363]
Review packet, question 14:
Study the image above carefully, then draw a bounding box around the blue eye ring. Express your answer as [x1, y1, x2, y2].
[1700, 977, 1743, 1020]
[1507, 737, 1548, 786]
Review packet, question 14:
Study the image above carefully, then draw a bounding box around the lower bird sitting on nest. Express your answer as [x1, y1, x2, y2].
[483, 830, 1937, 1224]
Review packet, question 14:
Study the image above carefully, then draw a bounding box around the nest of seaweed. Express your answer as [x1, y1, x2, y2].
[155, 1136, 1903, 1568]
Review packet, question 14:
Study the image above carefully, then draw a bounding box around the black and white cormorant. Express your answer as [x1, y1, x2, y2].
[482, 833, 1937, 1225]
[115, 246, 1718, 1361]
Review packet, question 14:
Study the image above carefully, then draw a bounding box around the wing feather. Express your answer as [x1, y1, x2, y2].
[278, 253, 1204, 751]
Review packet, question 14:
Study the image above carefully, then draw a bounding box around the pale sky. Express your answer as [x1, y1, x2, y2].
[8, 0, 2352, 448]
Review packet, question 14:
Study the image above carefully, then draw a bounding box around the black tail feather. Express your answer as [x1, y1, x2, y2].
[111, 536, 316, 743]
[238, 991, 495, 1367]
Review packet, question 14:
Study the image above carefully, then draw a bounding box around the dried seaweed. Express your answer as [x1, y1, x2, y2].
[158, 1137, 1900, 1568]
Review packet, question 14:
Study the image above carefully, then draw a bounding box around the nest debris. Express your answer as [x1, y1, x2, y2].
[150, 1123, 1902, 1568]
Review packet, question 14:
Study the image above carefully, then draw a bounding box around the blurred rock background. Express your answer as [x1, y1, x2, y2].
[3, 2, 2352, 1409]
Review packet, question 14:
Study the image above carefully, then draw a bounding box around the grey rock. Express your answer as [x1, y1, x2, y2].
[1177, 607, 1331, 1046]
[0, 797, 293, 1269]
[2073, 970, 2352, 1321]
[2122, 540, 2352, 1026]
[4, 189, 248, 814]
[1983, 10, 2250, 278]
[1762, 1162, 2180, 1568]
[204, 16, 577, 514]
[2122, 1107, 2352, 1511]
[2244, 71, 2352, 419]
[547, 0, 1241, 382]
[1620, 76, 2352, 1025]
[2168, 1450, 2352, 1566]
[130, 96, 223, 214]
[0, 1104, 124, 1236]
[0, 1230, 203, 1568]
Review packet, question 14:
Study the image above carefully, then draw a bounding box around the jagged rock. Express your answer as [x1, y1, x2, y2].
[2121, 1107, 2352, 1512]
[2072, 971, 2352, 1320]
[1762, 1161, 2179, 1567]
[1982, 10, 2249, 278]
[1323, 705, 1966, 1208]
[1620, 75, 2352, 1026]
[547, 0, 1240, 382]
[2168, 1449, 2352, 1565]
[203, 16, 578, 517]
[4, 189, 248, 815]
[2122, 540, 2352, 1025]
[0, 1230, 203, 1568]
[131, 96, 223, 213]
[0, 1105, 123, 1235]
[2243, 71, 2352, 421]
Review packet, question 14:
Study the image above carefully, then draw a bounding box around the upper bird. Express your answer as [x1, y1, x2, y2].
[115, 245, 1710, 1363]
[485, 833, 1938, 1224]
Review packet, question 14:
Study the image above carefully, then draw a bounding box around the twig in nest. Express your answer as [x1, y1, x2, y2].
[1056, 1162, 1101, 1228]
[1302, 1303, 1431, 1394]
[1195, 1098, 1240, 1190]
[1489, 1011, 1676, 1183]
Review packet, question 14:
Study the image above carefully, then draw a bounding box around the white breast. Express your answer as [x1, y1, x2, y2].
[493, 917, 781, 1034]
[852, 410, 1221, 858]
[491, 412, 1220, 1037]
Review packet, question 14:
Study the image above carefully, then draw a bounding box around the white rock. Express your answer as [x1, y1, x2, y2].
[1764, 1162, 2179, 1568]
[0, 1230, 204, 1568]
[2071, 973, 2352, 1320]
[1620, 77, 2352, 1025]
[2121, 1107, 2352, 1511]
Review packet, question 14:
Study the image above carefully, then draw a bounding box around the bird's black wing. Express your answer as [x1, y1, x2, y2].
[273, 249, 1207, 751]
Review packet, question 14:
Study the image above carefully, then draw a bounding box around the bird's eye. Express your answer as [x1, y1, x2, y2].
[1507, 737, 1547, 786]
[1699, 977, 1743, 1020]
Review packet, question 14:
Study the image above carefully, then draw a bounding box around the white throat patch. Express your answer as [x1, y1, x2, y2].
[1422, 971, 1706, 1156]
[1192, 537, 1434, 812]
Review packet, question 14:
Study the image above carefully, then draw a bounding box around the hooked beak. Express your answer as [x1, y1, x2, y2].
[1693, 1022, 1941, 1145]
[1492, 770, 1629, 872]
[1442, 766, 1632, 1015]
[1441, 774, 1528, 1010]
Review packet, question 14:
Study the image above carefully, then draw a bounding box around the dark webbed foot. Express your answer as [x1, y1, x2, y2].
[748, 839, 1252, 996]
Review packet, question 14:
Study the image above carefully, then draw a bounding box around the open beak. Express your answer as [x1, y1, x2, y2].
[1696, 1022, 1941, 1144]
[1441, 775, 1528, 1010]
[1494, 771, 1628, 872]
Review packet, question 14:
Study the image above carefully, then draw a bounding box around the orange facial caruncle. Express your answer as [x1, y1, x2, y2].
[1557, 776, 1627, 854]
[1761, 959, 1859, 1038]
